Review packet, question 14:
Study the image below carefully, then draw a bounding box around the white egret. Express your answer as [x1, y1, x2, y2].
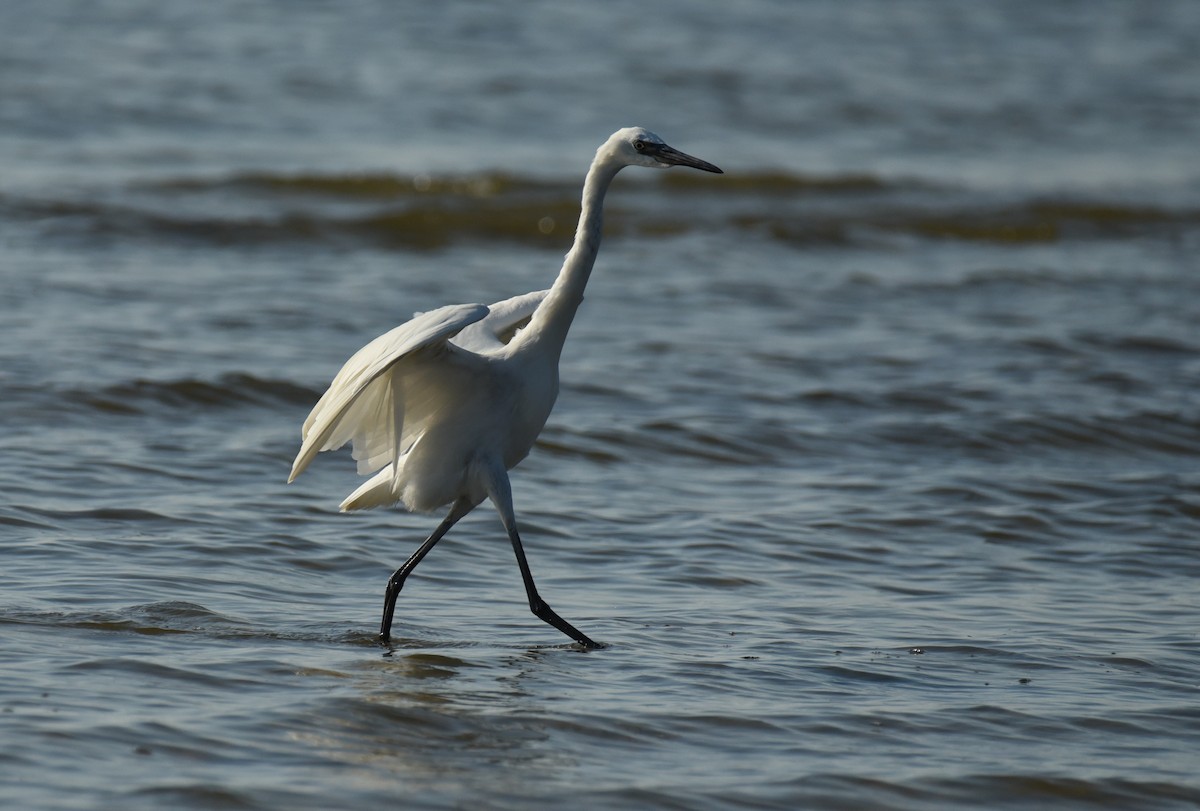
[288, 127, 722, 648]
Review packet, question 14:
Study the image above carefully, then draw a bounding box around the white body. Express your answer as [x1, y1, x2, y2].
[287, 127, 722, 645]
[311, 292, 556, 513]
[289, 128, 715, 515]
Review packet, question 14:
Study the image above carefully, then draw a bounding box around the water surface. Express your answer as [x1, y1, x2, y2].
[3, 2, 1199, 809]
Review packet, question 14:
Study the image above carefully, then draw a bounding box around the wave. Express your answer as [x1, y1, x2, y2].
[540, 405, 1200, 467]
[1, 601, 367, 645]
[149, 169, 899, 199]
[20, 366, 1200, 473]
[9, 170, 1196, 249]
[67, 373, 316, 416]
[150, 170, 563, 198]
[779, 773, 1200, 810]
[869, 406, 1200, 462]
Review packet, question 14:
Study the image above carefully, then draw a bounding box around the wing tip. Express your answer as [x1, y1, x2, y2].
[287, 450, 313, 483]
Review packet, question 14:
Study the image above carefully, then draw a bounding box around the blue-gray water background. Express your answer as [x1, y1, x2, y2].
[3, 2, 1199, 809]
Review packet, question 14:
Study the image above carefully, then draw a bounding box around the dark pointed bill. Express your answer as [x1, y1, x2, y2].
[653, 144, 723, 174]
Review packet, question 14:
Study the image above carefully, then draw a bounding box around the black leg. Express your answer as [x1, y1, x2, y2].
[379, 497, 472, 645]
[506, 523, 602, 649]
[482, 463, 600, 648]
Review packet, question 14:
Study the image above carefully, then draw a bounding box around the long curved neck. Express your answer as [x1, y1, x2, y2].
[521, 156, 621, 357]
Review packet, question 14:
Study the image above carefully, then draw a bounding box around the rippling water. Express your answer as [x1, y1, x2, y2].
[3, 2, 1200, 809]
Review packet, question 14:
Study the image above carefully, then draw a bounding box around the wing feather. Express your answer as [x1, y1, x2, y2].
[452, 289, 548, 354]
[288, 302, 488, 482]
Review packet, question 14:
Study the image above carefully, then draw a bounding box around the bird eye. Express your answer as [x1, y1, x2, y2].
[634, 140, 645, 151]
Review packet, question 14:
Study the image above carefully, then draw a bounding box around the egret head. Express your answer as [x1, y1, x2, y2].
[605, 127, 723, 174]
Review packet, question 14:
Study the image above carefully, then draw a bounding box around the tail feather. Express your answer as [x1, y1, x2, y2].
[339, 467, 397, 512]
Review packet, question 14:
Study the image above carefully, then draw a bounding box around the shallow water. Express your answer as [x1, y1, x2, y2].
[3, 2, 1200, 809]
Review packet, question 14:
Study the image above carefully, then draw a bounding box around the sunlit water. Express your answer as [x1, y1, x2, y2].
[3, 2, 1200, 809]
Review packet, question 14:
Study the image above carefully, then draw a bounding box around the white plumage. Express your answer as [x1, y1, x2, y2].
[289, 127, 722, 647]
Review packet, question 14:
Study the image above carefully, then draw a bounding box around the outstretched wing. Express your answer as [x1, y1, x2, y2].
[452, 289, 548, 354]
[288, 302, 489, 483]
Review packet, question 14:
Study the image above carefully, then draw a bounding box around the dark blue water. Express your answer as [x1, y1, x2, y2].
[3, 2, 1199, 809]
